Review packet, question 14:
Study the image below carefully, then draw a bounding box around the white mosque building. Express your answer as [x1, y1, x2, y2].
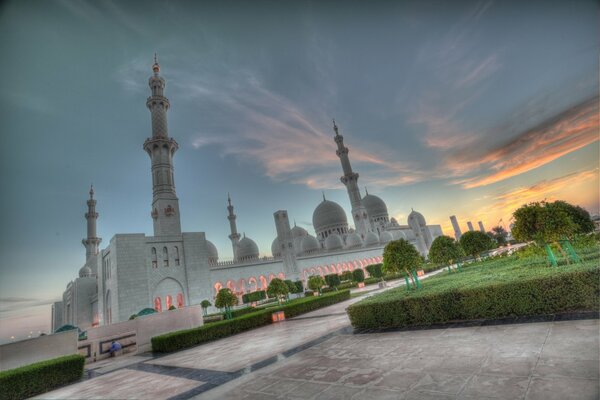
[51, 59, 443, 331]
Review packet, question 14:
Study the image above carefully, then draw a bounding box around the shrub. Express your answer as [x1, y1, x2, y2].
[215, 288, 238, 319]
[0, 354, 85, 400]
[152, 290, 351, 353]
[348, 263, 599, 330]
[364, 277, 380, 285]
[168, 305, 177, 310]
[200, 300, 211, 316]
[321, 287, 337, 293]
[267, 278, 289, 303]
[308, 275, 325, 292]
[325, 274, 341, 288]
[340, 271, 353, 282]
[428, 236, 464, 266]
[304, 290, 315, 297]
[284, 280, 304, 294]
[242, 290, 267, 304]
[365, 264, 383, 278]
[352, 268, 365, 283]
[337, 281, 357, 290]
[460, 231, 495, 258]
[129, 314, 137, 320]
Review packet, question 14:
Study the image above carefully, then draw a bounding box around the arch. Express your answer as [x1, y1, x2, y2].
[154, 296, 162, 312]
[310, 268, 316, 275]
[317, 267, 323, 276]
[337, 263, 342, 273]
[342, 262, 348, 271]
[166, 295, 173, 309]
[277, 272, 285, 280]
[248, 277, 258, 292]
[154, 278, 184, 310]
[259, 275, 268, 290]
[268, 273, 276, 282]
[214, 282, 223, 297]
[226, 280, 236, 293]
[238, 278, 246, 294]
[330, 264, 336, 274]
[177, 293, 184, 308]
[323, 265, 329, 274]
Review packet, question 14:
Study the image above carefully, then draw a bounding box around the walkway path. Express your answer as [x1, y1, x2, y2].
[37, 271, 598, 399]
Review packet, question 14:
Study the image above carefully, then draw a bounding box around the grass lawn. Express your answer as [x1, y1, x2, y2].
[347, 247, 599, 330]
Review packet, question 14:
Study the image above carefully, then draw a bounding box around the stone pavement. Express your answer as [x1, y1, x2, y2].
[37, 272, 598, 399]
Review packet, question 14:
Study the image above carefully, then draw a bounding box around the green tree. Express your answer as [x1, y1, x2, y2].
[324, 273, 341, 288]
[459, 231, 495, 258]
[308, 275, 325, 293]
[215, 288, 238, 319]
[365, 264, 383, 279]
[352, 268, 365, 283]
[267, 278, 289, 304]
[550, 200, 595, 234]
[490, 226, 508, 246]
[428, 235, 464, 270]
[383, 239, 423, 288]
[200, 300, 211, 316]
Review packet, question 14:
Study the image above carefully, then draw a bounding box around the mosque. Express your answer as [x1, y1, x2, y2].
[51, 59, 443, 331]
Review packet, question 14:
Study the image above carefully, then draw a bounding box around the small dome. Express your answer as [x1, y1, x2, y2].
[389, 217, 399, 227]
[206, 240, 219, 263]
[271, 237, 281, 258]
[79, 265, 92, 278]
[237, 236, 259, 261]
[362, 194, 388, 219]
[408, 210, 427, 229]
[313, 199, 348, 234]
[324, 233, 344, 251]
[345, 232, 363, 249]
[391, 230, 407, 240]
[364, 231, 380, 247]
[301, 235, 320, 254]
[291, 225, 308, 239]
[380, 231, 393, 244]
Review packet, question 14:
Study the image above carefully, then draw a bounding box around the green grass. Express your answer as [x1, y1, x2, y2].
[347, 249, 600, 330]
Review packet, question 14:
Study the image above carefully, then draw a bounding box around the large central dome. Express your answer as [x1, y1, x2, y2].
[312, 199, 348, 238]
[362, 194, 388, 220]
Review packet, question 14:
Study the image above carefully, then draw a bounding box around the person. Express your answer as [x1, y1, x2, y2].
[109, 341, 122, 357]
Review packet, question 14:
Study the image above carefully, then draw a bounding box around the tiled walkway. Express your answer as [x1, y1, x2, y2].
[37, 273, 599, 399]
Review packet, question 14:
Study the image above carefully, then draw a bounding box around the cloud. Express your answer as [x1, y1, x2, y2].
[449, 96, 599, 188]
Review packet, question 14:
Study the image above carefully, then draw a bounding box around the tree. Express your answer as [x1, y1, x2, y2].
[215, 288, 238, 319]
[365, 264, 383, 279]
[308, 275, 325, 293]
[459, 231, 495, 258]
[550, 200, 594, 234]
[324, 273, 341, 288]
[267, 278, 289, 304]
[490, 226, 508, 246]
[200, 300, 211, 316]
[428, 235, 464, 270]
[352, 268, 365, 283]
[383, 239, 423, 289]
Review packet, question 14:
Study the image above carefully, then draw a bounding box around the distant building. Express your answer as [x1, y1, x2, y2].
[52, 59, 443, 331]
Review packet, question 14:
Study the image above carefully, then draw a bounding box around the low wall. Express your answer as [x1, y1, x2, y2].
[78, 304, 203, 362]
[0, 330, 78, 371]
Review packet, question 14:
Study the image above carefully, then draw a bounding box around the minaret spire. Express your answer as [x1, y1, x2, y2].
[143, 56, 182, 236]
[227, 194, 241, 260]
[332, 120, 370, 237]
[82, 185, 102, 260]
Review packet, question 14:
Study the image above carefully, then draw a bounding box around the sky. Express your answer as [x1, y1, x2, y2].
[0, 0, 598, 342]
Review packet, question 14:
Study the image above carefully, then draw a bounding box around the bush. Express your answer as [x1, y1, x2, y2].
[152, 290, 351, 353]
[308, 275, 325, 292]
[365, 264, 383, 278]
[242, 290, 266, 304]
[340, 271, 353, 282]
[348, 262, 600, 330]
[168, 305, 177, 310]
[338, 281, 357, 290]
[304, 290, 315, 297]
[352, 268, 365, 282]
[0, 354, 85, 400]
[285, 280, 304, 294]
[325, 274, 341, 288]
[364, 277, 381, 285]
[321, 287, 337, 293]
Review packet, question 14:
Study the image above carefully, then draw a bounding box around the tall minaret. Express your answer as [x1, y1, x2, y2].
[333, 120, 370, 237]
[143, 55, 182, 236]
[227, 193, 241, 260]
[82, 185, 101, 261]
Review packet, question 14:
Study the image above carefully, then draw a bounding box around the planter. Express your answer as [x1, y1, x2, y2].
[271, 311, 285, 323]
[357, 282, 365, 288]
[416, 270, 425, 277]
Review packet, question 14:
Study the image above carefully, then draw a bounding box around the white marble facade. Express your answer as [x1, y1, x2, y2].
[52, 59, 442, 331]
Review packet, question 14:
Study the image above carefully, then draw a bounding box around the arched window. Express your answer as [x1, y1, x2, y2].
[151, 247, 157, 268]
[174, 246, 180, 266]
[163, 247, 169, 267]
[154, 297, 162, 312]
[177, 293, 184, 308]
[166, 295, 173, 309]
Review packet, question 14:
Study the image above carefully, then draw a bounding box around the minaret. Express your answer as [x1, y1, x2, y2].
[82, 185, 101, 261]
[467, 221, 474, 232]
[333, 120, 370, 237]
[227, 193, 241, 260]
[450, 215, 462, 241]
[143, 55, 182, 236]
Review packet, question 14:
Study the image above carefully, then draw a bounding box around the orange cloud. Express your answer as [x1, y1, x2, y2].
[449, 96, 599, 188]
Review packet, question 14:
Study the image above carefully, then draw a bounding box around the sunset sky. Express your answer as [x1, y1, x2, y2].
[0, 0, 598, 341]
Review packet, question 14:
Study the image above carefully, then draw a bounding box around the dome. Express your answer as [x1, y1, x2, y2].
[389, 217, 399, 226]
[301, 235, 320, 254]
[362, 194, 388, 219]
[271, 237, 281, 258]
[408, 210, 427, 228]
[380, 231, 393, 244]
[206, 240, 219, 263]
[345, 232, 363, 249]
[364, 231, 380, 247]
[291, 225, 308, 239]
[237, 236, 259, 261]
[391, 230, 407, 240]
[79, 265, 92, 278]
[312, 199, 348, 234]
[324, 233, 344, 251]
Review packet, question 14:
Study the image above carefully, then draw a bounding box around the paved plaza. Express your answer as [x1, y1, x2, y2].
[38, 279, 599, 400]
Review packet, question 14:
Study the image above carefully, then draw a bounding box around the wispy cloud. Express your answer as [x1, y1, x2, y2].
[449, 96, 599, 188]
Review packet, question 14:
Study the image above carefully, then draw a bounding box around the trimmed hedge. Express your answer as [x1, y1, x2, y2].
[242, 290, 266, 304]
[152, 290, 351, 353]
[0, 354, 85, 400]
[348, 266, 599, 330]
[324, 274, 341, 288]
[366, 264, 383, 278]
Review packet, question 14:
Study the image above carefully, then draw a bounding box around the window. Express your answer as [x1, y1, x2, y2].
[174, 246, 180, 266]
[177, 293, 184, 308]
[154, 297, 162, 312]
[163, 247, 169, 267]
[151, 247, 157, 268]
[166, 295, 173, 309]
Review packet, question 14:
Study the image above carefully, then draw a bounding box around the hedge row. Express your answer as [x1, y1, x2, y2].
[242, 290, 267, 304]
[152, 290, 351, 353]
[0, 354, 85, 400]
[347, 268, 599, 330]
